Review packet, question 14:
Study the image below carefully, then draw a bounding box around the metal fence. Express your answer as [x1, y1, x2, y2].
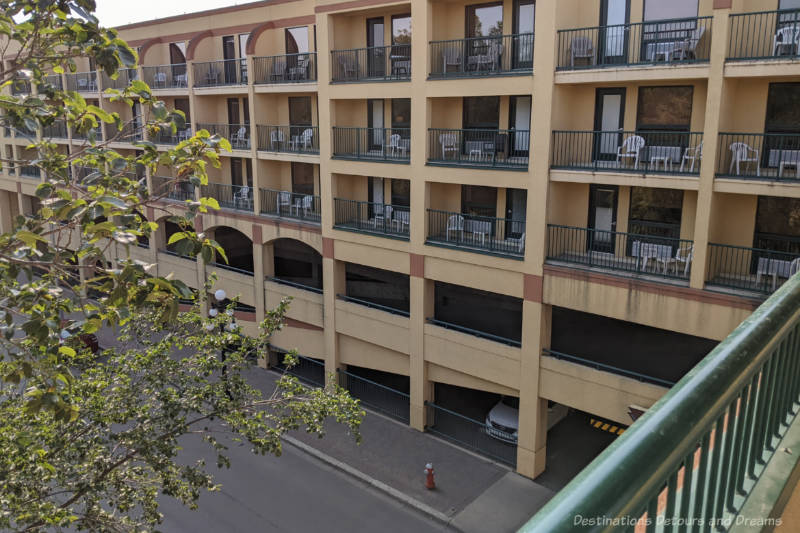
[427, 209, 525, 258]
[71, 126, 102, 142]
[337, 294, 410, 318]
[105, 121, 143, 143]
[151, 176, 195, 202]
[427, 317, 521, 348]
[196, 123, 250, 150]
[338, 368, 410, 424]
[142, 64, 188, 89]
[706, 242, 800, 295]
[331, 127, 410, 162]
[521, 271, 800, 533]
[65, 71, 98, 92]
[333, 198, 410, 239]
[425, 401, 517, 467]
[253, 53, 317, 84]
[256, 125, 319, 154]
[551, 130, 704, 175]
[556, 16, 712, 70]
[716, 132, 800, 180]
[428, 128, 529, 169]
[331, 45, 411, 82]
[274, 352, 326, 388]
[44, 74, 62, 90]
[728, 9, 800, 61]
[102, 68, 137, 90]
[546, 223, 694, 281]
[151, 127, 191, 145]
[543, 348, 675, 388]
[11, 78, 30, 95]
[266, 276, 323, 295]
[42, 119, 68, 139]
[202, 182, 253, 212]
[429, 33, 533, 77]
[260, 188, 321, 224]
[19, 165, 41, 179]
[193, 59, 247, 87]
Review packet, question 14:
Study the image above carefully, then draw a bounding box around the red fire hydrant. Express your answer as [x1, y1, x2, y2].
[424, 463, 436, 490]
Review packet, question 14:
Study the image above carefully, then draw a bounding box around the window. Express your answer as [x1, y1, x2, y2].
[462, 185, 497, 217]
[345, 263, 410, 313]
[628, 187, 683, 239]
[286, 26, 309, 54]
[391, 179, 410, 207]
[174, 98, 190, 124]
[238, 34, 248, 58]
[289, 97, 313, 126]
[780, 0, 800, 9]
[463, 96, 499, 129]
[392, 15, 411, 44]
[169, 42, 186, 64]
[637, 86, 693, 131]
[466, 2, 503, 37]
[643, 0, 697, 21]
[391, 99, 410, 133]
[754, 197, 800, 255]
[291, 162, 315, 195]
[765, 83, 800, 133]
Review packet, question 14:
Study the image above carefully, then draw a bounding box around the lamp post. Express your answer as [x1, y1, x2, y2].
[206, 289, 235, 398]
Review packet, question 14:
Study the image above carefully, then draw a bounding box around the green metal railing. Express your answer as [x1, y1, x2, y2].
[728, 9, 800, 61]
[428, 127, 530, 169]
[426, 208, 526, 258]
[333, 198, 410, 240]
[522, 272, 800, 532]
[332, 127, 410, 162]
[716, 132, 800, 181]
[253, 53, 317, 84]
[428, 33, 533, 77]
[706, 242, 800, 295]
[331, 45, 411, 82]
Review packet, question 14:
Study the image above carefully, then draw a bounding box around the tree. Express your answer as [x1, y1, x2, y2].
[0, 2, 363, 531]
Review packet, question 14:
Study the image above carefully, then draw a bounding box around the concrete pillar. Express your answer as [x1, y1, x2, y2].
[322, 238, 343, 383]
[690, 7, 731, 289]
[251, 223, 267, 367]
[246, 55, 261, 216]
[409, 254, 431, 430]
[0, 190, 13, 233]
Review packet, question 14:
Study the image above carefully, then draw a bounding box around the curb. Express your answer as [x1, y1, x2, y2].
[282, 434, 458, 529]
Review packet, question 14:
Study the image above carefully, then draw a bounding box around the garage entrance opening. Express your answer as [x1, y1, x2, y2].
[270, 348, 325, 388]
[338, 365, 410, 424]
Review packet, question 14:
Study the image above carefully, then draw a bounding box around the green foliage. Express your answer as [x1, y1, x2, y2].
[0, 2, 364, 531]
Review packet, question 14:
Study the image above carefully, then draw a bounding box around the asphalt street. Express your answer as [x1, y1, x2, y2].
[156, 433, 454, 533]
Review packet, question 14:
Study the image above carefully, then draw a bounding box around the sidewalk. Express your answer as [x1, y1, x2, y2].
[248, 368, 554, 532]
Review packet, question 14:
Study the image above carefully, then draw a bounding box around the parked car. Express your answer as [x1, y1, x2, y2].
[485, 398, 569, 444]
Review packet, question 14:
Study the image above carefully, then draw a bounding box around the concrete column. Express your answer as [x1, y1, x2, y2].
[690, 7, 731, 289]
[251, 223, 267, 367]
[0, 190, 14, 233]
[322, 239, 344, 381]
[409, 0, 430, 249]
[408, 254, 431, 430]
[317, 13, 335, 231]
[246, 55, 261, 216]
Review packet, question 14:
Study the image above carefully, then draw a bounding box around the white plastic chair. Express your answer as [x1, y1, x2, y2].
[571, 36, 595, 67]
[290, 128, 313, 151]
[446, 214, 464, 240]
[442, 47, 462, 73]
[661, 245, 694, 276]
[277, 190, 292, 213]
[773, 25, 800, 56]
[672, 26, 706, 61]
[233, 186, 250, 209]
[680, 141, 703, 173]
[291, 195, 313, 216]
[270, 129, 285, 150]
[231, 127, 248, 149]
[394, 210, 410, 233]
[388, 134, 402, 157]
[729, 142, 760, 176]
[439, 133, 458, 160]
[616, 135, 646, 169]
[338, 56, 358, 79]
[153, 72, 167, 88]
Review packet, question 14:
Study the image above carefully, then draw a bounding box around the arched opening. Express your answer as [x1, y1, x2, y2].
[271, 238, 322, 290]
[213, 226, 253, 273]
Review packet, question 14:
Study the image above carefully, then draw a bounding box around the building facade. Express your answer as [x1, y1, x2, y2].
[2, 0, 799, 478]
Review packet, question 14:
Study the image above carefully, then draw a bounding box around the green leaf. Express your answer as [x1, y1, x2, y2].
[58, 346, 76, 357]
[167, 232, 190, 245]
[16, 230, 47, 247]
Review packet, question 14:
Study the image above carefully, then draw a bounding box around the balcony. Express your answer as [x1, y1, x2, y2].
[44, 74, 62, 90]
[556, 16, 711, 71]
[331, 127, 410, 163]
[253, 53, 316, 84]
[426, 209, 525, 259]
[331, 45, 411, 83]
[428, 34, 533, 78]
[65, 71, 98, 92]
[545, 224, 693, 283]
[202, 182, 253, 213]
[706, 242, 800, 296]
[259, 188, 321, 225]
[142, 64, 188, 89]
[551, 130, 703, 176]
[728, 9, 800, 62]
[71, 126, 102, 142]
[19, 165, 41, 179]
[105, 122, 143, 144]
[42, 119, 68, 139]
[101, 68, 137, 90]
[151, 176, 195, 202]
[716, 132, 800, 182]
[196, 123, 249, 150]
[152, 126, 191, 146]
[333, 198, 409, 240]
[427, 128, 529, 170]
[193, 59, 247, 88]
[11, 78, 30, 95]
[256, 125, 318, 154]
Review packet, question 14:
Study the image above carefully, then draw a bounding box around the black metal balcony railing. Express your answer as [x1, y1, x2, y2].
[332, 127, 410, 162]
[256, 125, 319, 154]
[42, 119, 68, 139]
[543, 348, 675, 388]
[102, 68, 137, 90]
[706, 243, 800, 295]
[333, 198, 410, 240]
[11, 78, 31, 95]
[715, 132, 800, 181]
[337, 294, 410, 318]
[556, 16, 712, 70]
[523, 274, 800, 532]
[427, 318, 522, 348]
[202, 182, 253, 212]
[71, 126, 102, 142]
[429, 33, 534, 78]
[142, 64, 188, 89]
[259, 188, 321, 224]
[44, 74, 62, 90]
[193, 59, 247, 87]
[105, 121, 144, 143]
[65, 71, 98, 92]
[151, 176, 195, 202]
[19, 165, 41, 179]
[428, 128, 529, 169]
[152, 126, 192, 146]
[252, 53, 317, 84]
[728, 9, 800, 61]
[551, 130, 704, 175]
[196, 123, 250, 150]
[267, 276, 323, 295]
[331, 45, 411, 82]
[426, 209, 525, 258]
[546, 223, 694, 282]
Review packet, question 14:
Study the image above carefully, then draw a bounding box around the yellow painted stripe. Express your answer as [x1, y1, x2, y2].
[594, 420, 603, 428]
[609, 426, 618, 433]
[601, 423, 610, 431]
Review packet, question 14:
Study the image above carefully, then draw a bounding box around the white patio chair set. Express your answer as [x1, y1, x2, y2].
[230, 127, 250, 150]
[441, 39, 504, 73]
[568, 26, 705, 67]
[614, 135, 703, 173]
[276, 191, 318, 218]
[370, 205, 409, 233]
[151, 71, 188, 88]
[76, 75, 98, 92]
[756, 256, 800, 291]
[438, 133, 508, 164]
[269, 128, 315, 152]
[444, 214, 526, 254]
[773, 24, 800, 56]
[631, 241, 694, 276]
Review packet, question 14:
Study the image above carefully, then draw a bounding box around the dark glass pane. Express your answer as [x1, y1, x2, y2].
[289, 97, 312, 125]
[391, 179, 410, 207]
[174, 98, 190, 123]
[766, 83, 800, 133]
[392, 15, 411, 44]
[231, 158, 242, 186]
[462, 185, 497, 216]
[285, 27, 309, 54]
[629, 187, 683, 225]
[391, 99, 411, 130]
[637, 86, 693, 130]
[756, 196, 800, 237]
[467, 3, 503, 37]
[291, 162, 315, 195]
[463, 96, 499, 129]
